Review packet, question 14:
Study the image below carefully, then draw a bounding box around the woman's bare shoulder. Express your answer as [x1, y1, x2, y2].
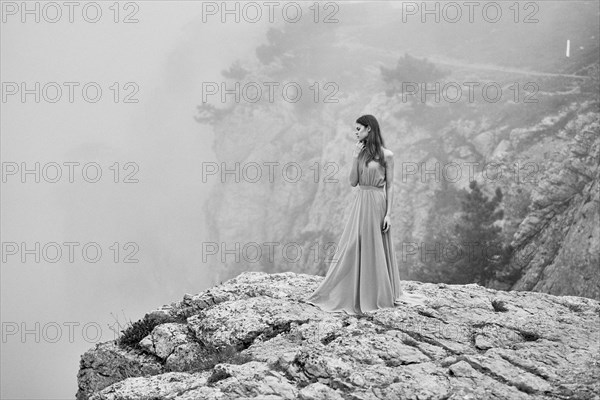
[382, 147, 394, 158]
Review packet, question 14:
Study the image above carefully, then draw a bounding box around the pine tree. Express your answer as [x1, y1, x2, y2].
[416, 180, 462, 283]
[452, 180, 505, 285]
[380, 52, 449, 99]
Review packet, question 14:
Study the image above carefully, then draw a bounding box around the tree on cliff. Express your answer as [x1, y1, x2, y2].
[380, 53, 449, 99]
[452, 180, 507, 286]
[412, 180, 462, 283]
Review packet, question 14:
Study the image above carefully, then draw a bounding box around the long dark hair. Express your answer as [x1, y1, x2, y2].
[356, 114, 386, 169]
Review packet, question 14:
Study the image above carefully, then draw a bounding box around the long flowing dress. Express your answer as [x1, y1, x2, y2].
[304, 152, 407, 315]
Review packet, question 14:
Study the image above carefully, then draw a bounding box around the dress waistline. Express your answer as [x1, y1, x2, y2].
[359, 185, 385, 191]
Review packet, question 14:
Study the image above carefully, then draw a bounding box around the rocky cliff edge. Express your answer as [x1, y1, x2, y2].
[77, 271, 599, 400]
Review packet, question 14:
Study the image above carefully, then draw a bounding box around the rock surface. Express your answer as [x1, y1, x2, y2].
[77, 271, 600, 400]
[508, 120, 600, 299]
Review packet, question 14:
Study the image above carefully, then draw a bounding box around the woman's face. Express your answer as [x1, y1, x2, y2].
[354, 123, 370, 142]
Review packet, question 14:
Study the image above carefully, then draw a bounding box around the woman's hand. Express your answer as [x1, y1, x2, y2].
[352, 141, 365, 158]
[382, 214, 391, 233]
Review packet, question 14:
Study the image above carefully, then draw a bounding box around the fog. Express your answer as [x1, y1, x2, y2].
[1, 3, 268, 398]
[2, 0, 598, 399]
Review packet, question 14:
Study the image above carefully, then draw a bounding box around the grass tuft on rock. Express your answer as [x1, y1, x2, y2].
[491, 299, 509, 312]
[117, 316, 162, 350]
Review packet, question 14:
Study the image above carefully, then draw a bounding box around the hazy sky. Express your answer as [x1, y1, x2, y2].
[1, 3, 269, 398]
[2, 1, 596, 399]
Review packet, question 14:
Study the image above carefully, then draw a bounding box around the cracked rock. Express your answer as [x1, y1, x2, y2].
[77, 271, 600, 400]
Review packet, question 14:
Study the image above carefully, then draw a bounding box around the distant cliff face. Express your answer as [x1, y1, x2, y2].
[76, 272, 599, 399]
[205, 85, 600, 300]
[199, 3, 599, 297]
[508, 116, 600, 300]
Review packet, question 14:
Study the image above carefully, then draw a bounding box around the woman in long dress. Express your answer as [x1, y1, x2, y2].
[304, 115, 426, 315]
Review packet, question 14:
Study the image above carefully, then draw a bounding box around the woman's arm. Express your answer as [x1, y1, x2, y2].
[349, 156, 359, 187]
[384, 151, 394, 216]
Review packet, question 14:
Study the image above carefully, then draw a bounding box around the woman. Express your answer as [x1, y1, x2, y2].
[304, 115, 425, 315]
